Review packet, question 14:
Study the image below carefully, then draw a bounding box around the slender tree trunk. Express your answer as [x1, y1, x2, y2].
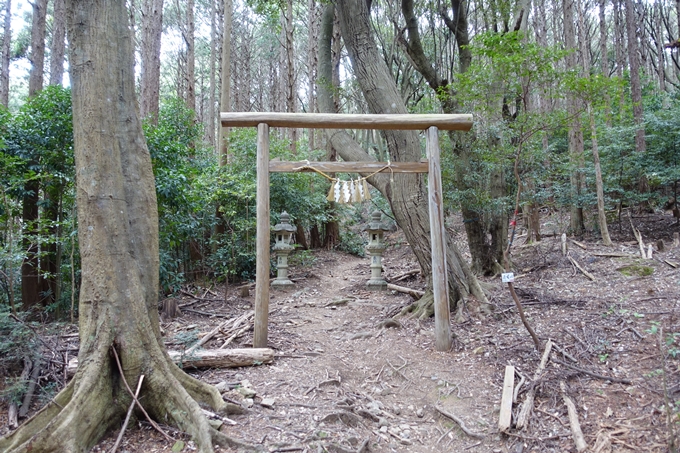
[219, 0, 232, 165]
[205, 0, 217, 147]
[21, 0, 48, 310]
[0, 0, 10, 107]
[588, 105, 612, 245]
[654, 1, 668, 107]
[28, 0, 47, 96]
[307, 0, 319, 150]
[625, 0, 646, 154]
[564, 0, 585, 234]
[139, 0, 164, 124]
[49, 0, 66, 86]
[185, 0, 196, 112]
[284, 0, 297, 153]
[599, 0, 612, 125]
[614, 0, 626, 118]
[0, 1, 247, 450]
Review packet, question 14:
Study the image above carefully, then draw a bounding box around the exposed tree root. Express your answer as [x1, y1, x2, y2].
[0, 341, 258, 453]
[399, 291, 435, 319]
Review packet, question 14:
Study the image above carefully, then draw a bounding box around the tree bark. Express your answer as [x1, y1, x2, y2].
[0, 0, 9, 107]
[49, 0, 66, 86]
[0, 1, 249, 451]
[139, 0, 164, 124]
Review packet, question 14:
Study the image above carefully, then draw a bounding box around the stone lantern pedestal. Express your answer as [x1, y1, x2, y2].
[272, 212, 296, 288]
[364, 211, 387, 290]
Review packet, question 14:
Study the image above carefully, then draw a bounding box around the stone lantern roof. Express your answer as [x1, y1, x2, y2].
[273, 211, 296, 233]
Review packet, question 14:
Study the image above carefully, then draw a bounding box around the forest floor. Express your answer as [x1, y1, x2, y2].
[3, 210, 680, 453]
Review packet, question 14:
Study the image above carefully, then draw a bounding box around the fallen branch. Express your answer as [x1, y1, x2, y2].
[568, 255, 596, 281]
[516, 339, 553, 430]
[434, 405, 486, 439]
[111, 347, 172, 442]
[560, 381, 588, 452]
[8, 359, 31, 428]
[551, 357, 632, 384]
[570, 239, 587, 250]
[187, 311, 253, 355]
[219, 324, 252, 349]
[18, 357, 41, 418]
[111, 374, 145, 453]
[663, 259, 678, 269]
[389, 269, 420, 283]
[386, 283, 425, 298]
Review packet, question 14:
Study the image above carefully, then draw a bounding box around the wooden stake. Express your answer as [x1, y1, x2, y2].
[561, 233, 568, 256]
[499, 366, 515, 432]
[426, 126, 451, 352]
[254, 123, 270, 348]
[629, 213, 647, 258]
[568, 255, 596, 281]
[560, 381, 588, 452]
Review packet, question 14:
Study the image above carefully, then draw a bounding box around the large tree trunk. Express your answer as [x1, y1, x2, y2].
[0, 0, 9, 107]
[139, 0, 164, 124]
[0, 2, 250, 451]
[319, 1, 488, 311]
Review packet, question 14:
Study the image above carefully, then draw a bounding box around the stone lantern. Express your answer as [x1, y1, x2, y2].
[272, 211, 296, 288]
[364, 211, 388, 290]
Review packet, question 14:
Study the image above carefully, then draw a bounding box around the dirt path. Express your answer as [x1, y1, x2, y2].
[6, 211, 680, 452]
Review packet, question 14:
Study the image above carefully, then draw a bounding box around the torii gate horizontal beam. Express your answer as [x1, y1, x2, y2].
[269, 160, 429, 173]
[221, 112, 472, 131]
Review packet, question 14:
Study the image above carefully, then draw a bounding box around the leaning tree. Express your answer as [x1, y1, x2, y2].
[317, 0, 489, 317]
[0, 1, 250, 452]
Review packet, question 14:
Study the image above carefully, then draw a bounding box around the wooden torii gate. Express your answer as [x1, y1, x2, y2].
[220, 112, 473, 352]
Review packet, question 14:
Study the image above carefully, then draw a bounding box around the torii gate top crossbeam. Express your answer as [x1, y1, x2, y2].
[221, 112, 473, 131]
